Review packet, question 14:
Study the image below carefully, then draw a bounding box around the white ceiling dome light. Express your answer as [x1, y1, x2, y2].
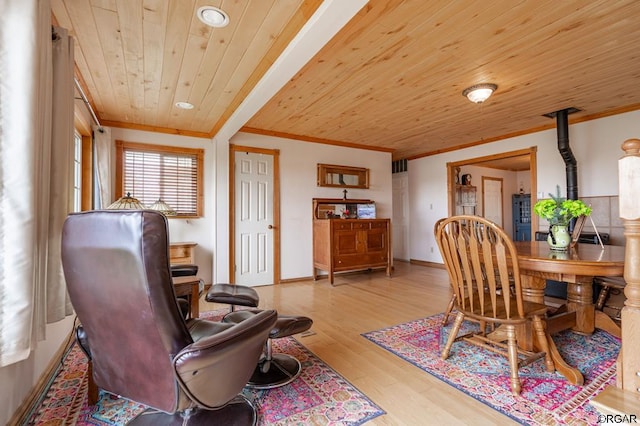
[197, 6, 230, 28]
[462, 83, 498, 104]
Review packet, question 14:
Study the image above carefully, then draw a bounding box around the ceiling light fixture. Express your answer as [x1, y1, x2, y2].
[462, 83, 498, 104]
[197, 6, 229, 28]
[175, 101, 194, 110]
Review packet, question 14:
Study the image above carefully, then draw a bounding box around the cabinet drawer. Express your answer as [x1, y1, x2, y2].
[334, 222, 352, 230]
[334, 254, 388, 269]
[171, 246, 191, 259]
[352, 222, 369, 230]
[370, 221, 387, 229]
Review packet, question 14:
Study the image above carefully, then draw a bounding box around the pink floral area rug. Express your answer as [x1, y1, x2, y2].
[362, 313, 619, 425]
[26, 309, 384, 425]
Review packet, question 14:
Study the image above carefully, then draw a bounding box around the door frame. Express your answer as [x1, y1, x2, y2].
[447, 147, 538, 233]
[229, 144, 281, 284]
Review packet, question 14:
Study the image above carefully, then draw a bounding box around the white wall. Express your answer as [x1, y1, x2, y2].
[110, 128, 216, 284]
[228, 132, 393, 281]
[410, 110, 640, 264]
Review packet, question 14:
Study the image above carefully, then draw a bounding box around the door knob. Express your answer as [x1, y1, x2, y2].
[268, 224, 274, 229]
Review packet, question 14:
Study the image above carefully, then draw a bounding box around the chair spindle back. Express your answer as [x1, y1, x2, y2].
[436, 215, 524, 320]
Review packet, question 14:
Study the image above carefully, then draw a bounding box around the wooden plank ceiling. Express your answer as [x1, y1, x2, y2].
[53, 0, 640, 160]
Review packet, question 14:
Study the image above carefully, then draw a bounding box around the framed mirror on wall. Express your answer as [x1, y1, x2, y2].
[317, 163, 369, 189]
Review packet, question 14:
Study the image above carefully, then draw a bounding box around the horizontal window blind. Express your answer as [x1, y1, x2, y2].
[116, 141, 203, 217]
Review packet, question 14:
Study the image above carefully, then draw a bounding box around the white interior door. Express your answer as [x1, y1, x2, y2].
[482, 177, 503, 227]
[235, 151, 274, 286]
[392, 173, 409, 260]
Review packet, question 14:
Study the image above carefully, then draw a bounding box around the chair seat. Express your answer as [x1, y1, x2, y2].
[595, 276, 626, 289]
[170, 264, 199, 277]
[223, 309, 313, 338]
[460, 294, 548, 323]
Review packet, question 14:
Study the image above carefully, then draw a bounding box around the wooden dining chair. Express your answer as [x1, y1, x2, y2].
[434, 217, 456, 326]
[436, 215, 554, 395]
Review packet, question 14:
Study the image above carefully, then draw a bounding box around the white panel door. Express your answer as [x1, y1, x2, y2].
[482, 177, 503, 227]
[392, 173, 409, 260]
[235, 152, 274, 286]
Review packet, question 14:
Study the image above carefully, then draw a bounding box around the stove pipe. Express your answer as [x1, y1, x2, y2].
[555, 108, 578, 201]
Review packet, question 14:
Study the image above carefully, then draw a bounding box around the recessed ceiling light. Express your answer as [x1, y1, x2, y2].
[197, 6, 229, 28]
[175, 101, 194, 110]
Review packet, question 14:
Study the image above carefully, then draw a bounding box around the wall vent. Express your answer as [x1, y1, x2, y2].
[392, 159, 408, 173]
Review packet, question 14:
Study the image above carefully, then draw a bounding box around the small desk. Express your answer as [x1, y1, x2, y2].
[173, 276, 201, 318]
[513, 241, 625, 385]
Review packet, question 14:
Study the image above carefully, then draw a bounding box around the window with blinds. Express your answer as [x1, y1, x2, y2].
[115, 140, 204, 217]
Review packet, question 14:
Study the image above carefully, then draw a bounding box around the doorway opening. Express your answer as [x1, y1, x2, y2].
[447, 147, 538, 239]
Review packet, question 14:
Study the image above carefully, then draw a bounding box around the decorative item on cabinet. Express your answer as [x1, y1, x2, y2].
[455, 184, 477, 215]
[312, 198, 391, 285]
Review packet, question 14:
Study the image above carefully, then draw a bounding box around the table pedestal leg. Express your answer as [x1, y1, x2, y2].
[566, 277, 595, 334]
[541, 333, 584, 385]
[595, 310, 621, 338]
[521, 275, 545, 304]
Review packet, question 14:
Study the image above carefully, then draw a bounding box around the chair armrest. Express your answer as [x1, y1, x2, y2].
[176, 298, 190, 319]
[173, 309, 277, 409]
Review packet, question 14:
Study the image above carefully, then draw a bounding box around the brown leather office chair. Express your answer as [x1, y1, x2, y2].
[61, 210, 277, 425]
[436, 215, 553, 395]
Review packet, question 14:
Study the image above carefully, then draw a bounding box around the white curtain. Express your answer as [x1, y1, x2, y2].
[94, 125, 112, 208]
[46, 26, 75, 323]
[0, 0, 74, 366]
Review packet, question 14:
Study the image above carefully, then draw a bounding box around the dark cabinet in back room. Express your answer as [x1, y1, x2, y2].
[512, 194, 531, 241]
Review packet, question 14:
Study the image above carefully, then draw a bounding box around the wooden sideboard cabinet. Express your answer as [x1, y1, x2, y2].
[312, 198, 391, 284]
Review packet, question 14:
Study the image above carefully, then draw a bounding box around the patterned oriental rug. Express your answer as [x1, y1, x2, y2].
[26, 309, 384, 425]
[362, 313, 619, 425]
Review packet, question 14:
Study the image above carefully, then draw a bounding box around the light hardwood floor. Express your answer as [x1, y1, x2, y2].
[200, 261, 519, 425]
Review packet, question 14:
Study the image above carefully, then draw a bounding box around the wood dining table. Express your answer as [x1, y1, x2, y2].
[513, 241, 626, 385]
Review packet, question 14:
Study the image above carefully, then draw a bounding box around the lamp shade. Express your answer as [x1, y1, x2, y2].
[106, 192, 145, 210]
[148, 198, 177, 216]
[462, 83, 497, 103]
